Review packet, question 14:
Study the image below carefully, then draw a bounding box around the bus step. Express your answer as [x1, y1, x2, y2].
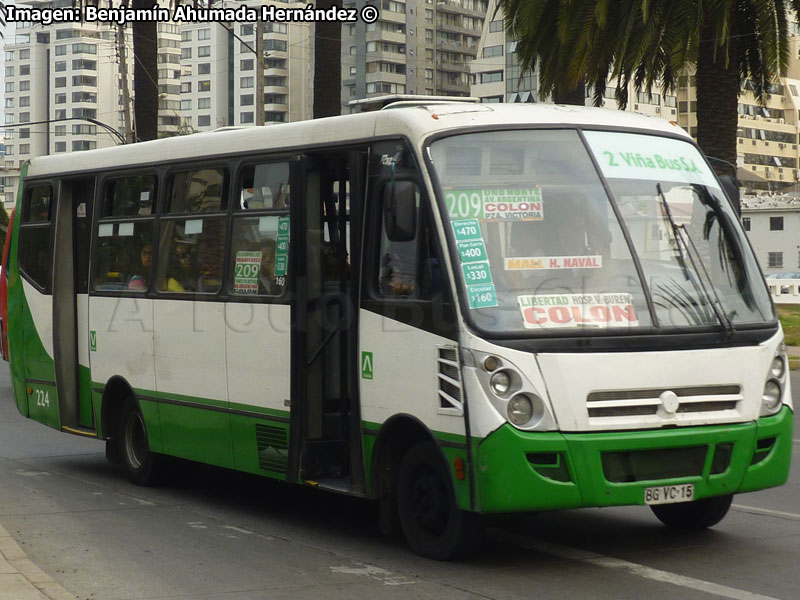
[312, 476, 368, 497]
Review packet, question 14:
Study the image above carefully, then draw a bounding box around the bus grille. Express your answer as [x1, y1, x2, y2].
[602, 446, 709, 483]
[586, 384, 742, 420]
[437, 345, 463, 415]
[255, 423, 288, 473]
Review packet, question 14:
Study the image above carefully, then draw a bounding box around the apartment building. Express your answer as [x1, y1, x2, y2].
[1, 0, 182, 210]
[471, 1, 800, 198]
[178, 1, 312, 131]
[342, 0, 489, 112]
[470, 5, 535, 104]
[677, 75, 800, 194]
[470, 0, 679, 120]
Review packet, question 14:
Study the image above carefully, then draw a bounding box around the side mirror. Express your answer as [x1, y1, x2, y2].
[384, 180, 417, 242]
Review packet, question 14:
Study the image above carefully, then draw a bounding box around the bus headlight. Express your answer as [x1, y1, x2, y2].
[770, 355, 786, 379]
[507, 394, 533, 425]
[490, 371, 511, 395]
[507, 393, 546, 427]
[483, 356, 500, 372]
[762, 380, 782, 414]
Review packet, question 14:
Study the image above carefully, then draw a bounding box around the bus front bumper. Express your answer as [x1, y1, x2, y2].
[474, 406, 793, 513]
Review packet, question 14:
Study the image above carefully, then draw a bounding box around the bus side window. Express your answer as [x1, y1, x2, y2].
[239, 162, 290, 210]
[228, 217, 286, 297]
[157, 167, 228, 294]
[18, 186, 54, 292]
[376, 183, 438, 301]
[228, 161, 290, 298]
[168, 168, 226, 213]
[92, 175, 156, 292]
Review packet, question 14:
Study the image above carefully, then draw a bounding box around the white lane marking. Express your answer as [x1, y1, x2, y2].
[732, 504, 800, 522]
[222, 525, 253, 535]
[588, 556, 781, 600]
[502, 535, 782, 600]
[14, 469, 50, 478]
[187, 522, 207, 529]
[331, 564, 416, 586]
[130, 497, 155, 506]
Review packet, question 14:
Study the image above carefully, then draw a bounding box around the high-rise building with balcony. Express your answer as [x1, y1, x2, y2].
[677, 74, 800, 193]
[178, 1, 312, 131]
[1, 0, 182, 210]
[470, 1, 679, 118]
[471, 1, 800, 195]
[342, 0, 489, 112]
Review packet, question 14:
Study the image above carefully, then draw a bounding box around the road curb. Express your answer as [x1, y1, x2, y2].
[0, 523, 78, 600]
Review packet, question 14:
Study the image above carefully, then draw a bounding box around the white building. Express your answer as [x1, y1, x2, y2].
[1, 0, 182, 211]
[741, 195, 800, 275]
[178, 1, 312, 131]
[470, 0, 679, 119]
[342, 0, 489, 113]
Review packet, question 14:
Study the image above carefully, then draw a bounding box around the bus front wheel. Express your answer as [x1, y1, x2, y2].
[118, 397, 161, 486]
[650, 494, 733, 530]
[396, 441, 482, 560]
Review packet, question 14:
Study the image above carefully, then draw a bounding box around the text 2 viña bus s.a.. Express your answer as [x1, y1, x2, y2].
[1, 101, 792, 559]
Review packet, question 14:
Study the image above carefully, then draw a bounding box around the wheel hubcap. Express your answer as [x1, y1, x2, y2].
[124, 412, 146, 470]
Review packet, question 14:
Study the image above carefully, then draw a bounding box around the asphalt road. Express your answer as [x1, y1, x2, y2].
[0, 363, 798, 600]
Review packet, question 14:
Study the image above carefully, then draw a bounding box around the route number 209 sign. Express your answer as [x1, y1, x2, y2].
[445, 189, 543, 221]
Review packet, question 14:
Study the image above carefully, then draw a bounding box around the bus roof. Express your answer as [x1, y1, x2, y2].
[26, 103, 690, 178]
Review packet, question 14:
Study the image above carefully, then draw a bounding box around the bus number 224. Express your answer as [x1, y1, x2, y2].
[34, 389, 50, 408]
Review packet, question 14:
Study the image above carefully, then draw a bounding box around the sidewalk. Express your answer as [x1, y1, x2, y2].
[0, 523, 77, 600]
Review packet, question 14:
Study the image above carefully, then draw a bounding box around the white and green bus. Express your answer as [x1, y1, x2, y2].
[2, 101, 793, 559]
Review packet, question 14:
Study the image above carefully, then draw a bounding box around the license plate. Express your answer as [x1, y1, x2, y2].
[644, 484, 695, 505]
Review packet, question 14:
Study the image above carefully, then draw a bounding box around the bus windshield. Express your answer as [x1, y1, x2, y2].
[428, 129, 773, 336]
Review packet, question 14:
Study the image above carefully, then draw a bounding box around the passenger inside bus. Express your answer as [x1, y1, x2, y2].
[164, 242, 196, 292]
[128, 244, 152, 290]
[501, 189, 612, 293]
[257, 238, 282, 295]
[511, 189, 610, 257]
[195, 221, 225, 293]
[379, 247, 416, 296]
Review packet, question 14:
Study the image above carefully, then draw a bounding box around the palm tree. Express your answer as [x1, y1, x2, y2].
[498, 0, 800, 175]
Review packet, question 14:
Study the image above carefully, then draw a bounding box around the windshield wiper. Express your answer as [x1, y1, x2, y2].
[656, 184, 735, 335]
[657, 183, 691, 281]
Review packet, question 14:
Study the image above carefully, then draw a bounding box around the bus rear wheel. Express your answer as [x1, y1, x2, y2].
[396, 441, 482, 560]
[118, 397, 161, 486]
[650, 494, 733, 530]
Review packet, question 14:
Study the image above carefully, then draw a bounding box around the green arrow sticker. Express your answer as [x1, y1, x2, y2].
[361, 351, 374, 380]
[89, 330, 97, 352]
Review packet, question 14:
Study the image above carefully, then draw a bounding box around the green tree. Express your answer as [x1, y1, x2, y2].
[499, 0, 800, 171]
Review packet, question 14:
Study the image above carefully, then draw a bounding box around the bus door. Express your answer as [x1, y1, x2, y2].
[15, 182, 57, 425]
[51, 178, 96, 432]
[289, 150, 367, 492]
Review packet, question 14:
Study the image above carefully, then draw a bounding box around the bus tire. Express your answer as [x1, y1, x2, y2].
[119, 396, 161, 486]
[650, 494, 733, 530]
[396, 441, 482, 560]
[105, 438, 121, 465]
